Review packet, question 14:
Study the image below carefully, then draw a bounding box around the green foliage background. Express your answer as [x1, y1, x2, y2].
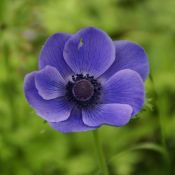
[0, 0, 175, 174]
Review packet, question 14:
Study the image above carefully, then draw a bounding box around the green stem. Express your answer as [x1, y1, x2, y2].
[157, 98, 171, 173]
[149, 75, 171, 173]
[92, 130, 109, 175]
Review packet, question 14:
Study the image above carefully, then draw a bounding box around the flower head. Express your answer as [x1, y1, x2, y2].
[24, 27, 149, 133]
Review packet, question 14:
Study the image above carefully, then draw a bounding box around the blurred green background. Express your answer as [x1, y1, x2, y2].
[0, 0, 175, 174]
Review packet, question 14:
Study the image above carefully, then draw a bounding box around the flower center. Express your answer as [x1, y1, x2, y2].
[65, 74, 101, 108]
[72, 79, 94, 101]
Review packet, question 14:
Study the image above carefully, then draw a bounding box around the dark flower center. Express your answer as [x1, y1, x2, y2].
[72, 79, 94, 101]
[65, 74, 101, 108]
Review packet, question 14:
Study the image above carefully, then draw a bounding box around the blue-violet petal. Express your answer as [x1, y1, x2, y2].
[24, 72, 72, 122]
[82, 104, 133, 127]
[101, 40, 149, 81]
[35, 65, 65, 100]
[63, 27, 115, 78]
[102, 69, 144, 116]
[39, 33, 73, 79]
[50, 107, 96, 133]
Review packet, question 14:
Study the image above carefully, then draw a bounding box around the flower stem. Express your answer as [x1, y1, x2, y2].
[149, 74, 171, 173]
[92, 130, 109, 175]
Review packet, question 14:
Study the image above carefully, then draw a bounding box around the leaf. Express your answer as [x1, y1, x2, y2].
[110, 142, 169, 163]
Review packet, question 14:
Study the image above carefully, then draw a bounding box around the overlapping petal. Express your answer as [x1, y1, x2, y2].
[63, 27, 115, 78]
[82, 104, 133, 127]
[39, 33, 73, 79]
[35, 65, 65, 100]
[50, 107, 96, 133]
[24, 72, 72, 122]
[102, 69, 144, 116]
[101, 40, 149, 81]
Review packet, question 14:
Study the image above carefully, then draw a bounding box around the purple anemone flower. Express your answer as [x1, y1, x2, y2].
[24, 27, 149, 133]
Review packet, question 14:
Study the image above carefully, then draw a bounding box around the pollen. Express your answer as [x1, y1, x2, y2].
[65, 74, 101, 108]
